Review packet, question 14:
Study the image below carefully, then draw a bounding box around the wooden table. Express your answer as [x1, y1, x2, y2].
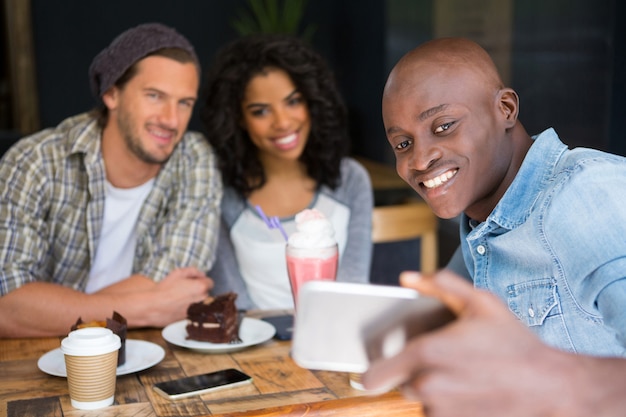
[0, 311, 424, 417]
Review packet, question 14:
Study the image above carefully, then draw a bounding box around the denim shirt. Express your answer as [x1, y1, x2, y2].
[460, 128, 626, 357]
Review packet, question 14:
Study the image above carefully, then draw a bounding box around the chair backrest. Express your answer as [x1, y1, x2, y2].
[371, 201, 438, 274]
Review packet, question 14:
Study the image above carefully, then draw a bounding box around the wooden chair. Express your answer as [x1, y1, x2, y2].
[371, 201, 438, 274]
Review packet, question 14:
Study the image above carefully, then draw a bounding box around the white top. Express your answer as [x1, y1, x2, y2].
[230, 193, 349, 309]
[86, 179, 154, 293]
[210, 157, 374, 310]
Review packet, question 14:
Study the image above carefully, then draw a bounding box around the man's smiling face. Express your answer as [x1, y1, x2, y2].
[382, 40, 518, 221]
[104, 55, 199, 166]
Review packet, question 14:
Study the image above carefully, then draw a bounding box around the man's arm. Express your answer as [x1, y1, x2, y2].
[363, 270, 626, 417]
[0, 267, 213, 337]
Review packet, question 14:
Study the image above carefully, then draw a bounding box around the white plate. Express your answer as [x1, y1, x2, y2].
[37, 339, 165, 377]
[162, 317, 276, 353]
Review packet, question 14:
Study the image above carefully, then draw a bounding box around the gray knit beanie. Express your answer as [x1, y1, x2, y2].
[89, 22, 199, 99]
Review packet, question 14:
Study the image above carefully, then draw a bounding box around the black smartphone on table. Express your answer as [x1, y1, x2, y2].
[152, 368, 252, 400]
[261, 314, 294, 340]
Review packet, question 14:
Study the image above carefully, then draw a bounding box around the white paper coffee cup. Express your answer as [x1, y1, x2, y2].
[61, 327, 121, 410]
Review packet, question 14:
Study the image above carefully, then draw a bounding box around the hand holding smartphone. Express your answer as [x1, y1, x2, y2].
[153, 368, 252, 400]
[291, 281, 455, 373]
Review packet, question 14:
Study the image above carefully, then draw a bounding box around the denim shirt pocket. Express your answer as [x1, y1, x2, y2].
[506, 278, 559, 327]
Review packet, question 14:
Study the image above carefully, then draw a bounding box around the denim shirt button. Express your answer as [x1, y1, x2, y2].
[528, 307, 535, 318]
[476, 245, 486, 255]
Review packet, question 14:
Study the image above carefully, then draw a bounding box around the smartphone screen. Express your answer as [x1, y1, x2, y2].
[153, 368, 252, 400]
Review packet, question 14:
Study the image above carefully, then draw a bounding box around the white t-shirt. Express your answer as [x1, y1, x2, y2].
[230, 193, 349, 309]
[85, 179, 154, 293]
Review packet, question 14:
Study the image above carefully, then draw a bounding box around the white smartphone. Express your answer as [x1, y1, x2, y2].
[291, 281, 455, 373]
[152, 368, 252, 400]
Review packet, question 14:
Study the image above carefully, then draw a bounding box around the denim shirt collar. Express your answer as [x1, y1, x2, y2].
[462, 128, 568, 232]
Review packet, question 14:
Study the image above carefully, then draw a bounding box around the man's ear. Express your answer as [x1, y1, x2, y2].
[101, 87, 119, 111]
[498, 88, 519, 128]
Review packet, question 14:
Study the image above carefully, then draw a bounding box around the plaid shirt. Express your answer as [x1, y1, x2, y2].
[0, 112, 222, 295]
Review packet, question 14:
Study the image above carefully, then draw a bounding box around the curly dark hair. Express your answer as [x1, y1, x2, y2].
[200, 34, 350, 197]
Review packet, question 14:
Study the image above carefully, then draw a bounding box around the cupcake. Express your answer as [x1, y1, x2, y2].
[71, 311, 127, 366]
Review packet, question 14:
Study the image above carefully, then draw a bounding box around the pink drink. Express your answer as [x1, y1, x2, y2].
[286, 244, 338, 306]
[286, 208, 338, 307]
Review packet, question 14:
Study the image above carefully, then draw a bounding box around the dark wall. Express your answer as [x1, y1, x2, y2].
[608, 1, 626, 156]
[27, 0, 625, 162]
[511, 1, 615, 152]
[313, 0, 387, 160]
[30, 0, 387, 160]
[384, 0, 624, 159]
[31, 1, 243, 132]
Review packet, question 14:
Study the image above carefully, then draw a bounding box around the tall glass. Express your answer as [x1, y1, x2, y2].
[286, 243, 338, 307]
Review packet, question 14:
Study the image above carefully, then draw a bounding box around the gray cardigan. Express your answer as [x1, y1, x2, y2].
[209, 157, 374, 309]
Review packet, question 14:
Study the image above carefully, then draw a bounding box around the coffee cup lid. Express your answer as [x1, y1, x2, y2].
[61, 327, 121, 356]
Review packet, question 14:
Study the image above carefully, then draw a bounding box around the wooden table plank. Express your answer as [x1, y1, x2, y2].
[233, 342, 325, 395]
[207, 389, 336, 416]
[0, 337, 60, 361]
[213, 391, 423, 417]
[7, 397, 62, 417]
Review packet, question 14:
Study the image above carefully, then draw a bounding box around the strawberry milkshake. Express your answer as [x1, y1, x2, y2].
[286, 209, 338, 306]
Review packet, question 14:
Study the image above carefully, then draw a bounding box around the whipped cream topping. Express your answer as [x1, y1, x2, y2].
[287, 208, 336, 249]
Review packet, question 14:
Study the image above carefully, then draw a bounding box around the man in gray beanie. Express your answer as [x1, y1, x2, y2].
[0, 23, 222, 337]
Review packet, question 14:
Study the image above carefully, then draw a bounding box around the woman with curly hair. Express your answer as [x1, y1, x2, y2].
[201, 34, 373, 310]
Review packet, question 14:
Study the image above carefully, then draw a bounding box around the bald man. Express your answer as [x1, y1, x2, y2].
[363, 38, 626, 416]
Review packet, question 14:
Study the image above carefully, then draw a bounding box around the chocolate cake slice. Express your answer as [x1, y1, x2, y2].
[186, 292, 240, 343]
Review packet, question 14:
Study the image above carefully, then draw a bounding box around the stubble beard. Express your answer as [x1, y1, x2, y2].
[118, 111, 172, 165]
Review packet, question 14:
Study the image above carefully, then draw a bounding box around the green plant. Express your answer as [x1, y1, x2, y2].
[231, 0, 316, 40]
